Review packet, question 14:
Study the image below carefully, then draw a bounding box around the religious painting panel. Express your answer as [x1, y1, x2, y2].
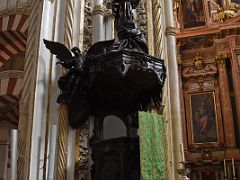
[181, 0, 206, 28]
[183, 78, 225, 150]
[190, 92, 218, 144]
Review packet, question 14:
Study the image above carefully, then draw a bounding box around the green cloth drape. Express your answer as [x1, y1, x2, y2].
[139, 111, 167, 180]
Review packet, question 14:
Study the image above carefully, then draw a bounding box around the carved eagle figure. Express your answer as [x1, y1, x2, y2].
[43, 39, 82, 69]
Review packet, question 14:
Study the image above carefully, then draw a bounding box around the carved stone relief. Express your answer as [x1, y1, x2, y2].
[83, 0, 93, 53]
[78, 0, 92, 178]
[136, 0, 147, 42]
[79, 121, 90, 180]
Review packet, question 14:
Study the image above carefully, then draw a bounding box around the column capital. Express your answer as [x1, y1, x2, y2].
[92, 4, 107, 16]
[105, 9, 113, 17]
[166, 26, 176, 36]
[215, 54, 230, 67]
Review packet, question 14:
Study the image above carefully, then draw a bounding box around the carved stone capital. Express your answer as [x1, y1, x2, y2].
[92, 4, 107, 16]
[49, 0, 54, 3]
[105, 9, 113, 17]
[166, 26, 176, 36]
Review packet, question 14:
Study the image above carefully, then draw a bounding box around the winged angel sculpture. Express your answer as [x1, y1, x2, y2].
[43, 39, 90, 127]
[44, 39, 85, 103]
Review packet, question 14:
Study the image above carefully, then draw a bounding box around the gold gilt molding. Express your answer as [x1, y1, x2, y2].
[0, 5, 31, 17]
[166, 26, 176, 36]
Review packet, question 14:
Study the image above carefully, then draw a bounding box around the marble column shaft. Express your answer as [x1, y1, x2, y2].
[105, 9, 114, 40]
[164, 0, 184, 179]
[92, 0, 105, 43]
[216, 56, 236, 147]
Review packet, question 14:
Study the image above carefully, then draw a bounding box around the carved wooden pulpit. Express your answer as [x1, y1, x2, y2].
[44, 0, 166, 179]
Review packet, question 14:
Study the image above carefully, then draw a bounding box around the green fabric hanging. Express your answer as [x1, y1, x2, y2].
[139, 111, 167, 180]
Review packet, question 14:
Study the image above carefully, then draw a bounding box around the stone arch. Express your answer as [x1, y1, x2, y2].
[0, 14, 29, 34]
[0, 14, 28, 67]
[0, 12, 29, 180]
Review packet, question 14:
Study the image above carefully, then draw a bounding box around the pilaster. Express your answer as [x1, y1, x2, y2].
[230, 39, 240, 146]
[216, 55, 236, 148]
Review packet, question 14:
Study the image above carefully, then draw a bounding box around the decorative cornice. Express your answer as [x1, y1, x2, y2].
[166, 26, 176, 36]
[0, 5, 31, 17]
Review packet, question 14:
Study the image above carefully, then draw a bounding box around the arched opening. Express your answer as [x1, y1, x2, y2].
[103, 115, 127, 140]
[0, 51, 25, 72]
[0, 30, 26, 180]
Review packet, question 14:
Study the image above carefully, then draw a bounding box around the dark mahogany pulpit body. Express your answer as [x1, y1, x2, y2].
[44, 0, 166, 179]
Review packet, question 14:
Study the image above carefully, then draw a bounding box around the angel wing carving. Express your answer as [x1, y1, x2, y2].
[43, 39, 82, 69]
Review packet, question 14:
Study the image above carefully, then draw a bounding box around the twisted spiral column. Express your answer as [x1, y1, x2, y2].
[56, 0, 74, 179]
[17, 0, 44, 179]
[152, 0, 164, 59]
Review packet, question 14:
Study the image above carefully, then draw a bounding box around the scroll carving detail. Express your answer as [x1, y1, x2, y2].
[83, 0, 93, 53]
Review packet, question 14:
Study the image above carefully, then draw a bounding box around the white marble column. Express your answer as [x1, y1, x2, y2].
[92, 0, 105, 43]
[164, 0, 184, 179]
[105, 9, 114, 40]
